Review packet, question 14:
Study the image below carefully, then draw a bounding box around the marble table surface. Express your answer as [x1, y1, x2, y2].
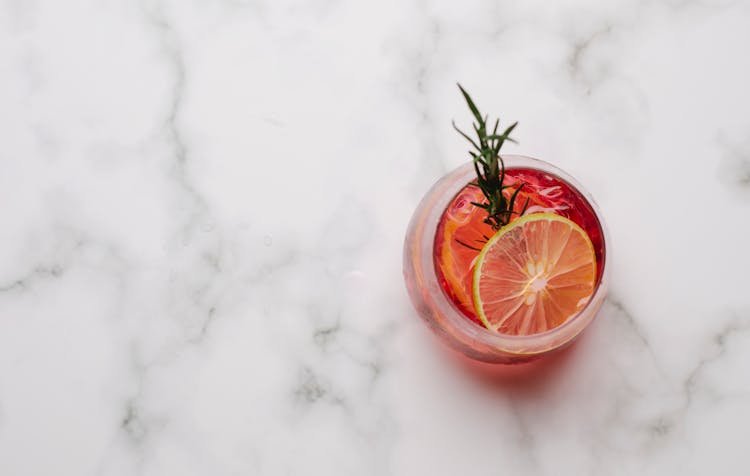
[2, 0, 750, 474]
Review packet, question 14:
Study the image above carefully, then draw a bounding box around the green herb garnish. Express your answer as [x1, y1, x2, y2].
[453, 83, 529, 231]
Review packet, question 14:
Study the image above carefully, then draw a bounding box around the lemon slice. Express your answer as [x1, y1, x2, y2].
[473, 213, 597, 335]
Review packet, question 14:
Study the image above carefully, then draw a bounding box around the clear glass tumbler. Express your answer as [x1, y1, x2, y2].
[403, 155, 610, 364]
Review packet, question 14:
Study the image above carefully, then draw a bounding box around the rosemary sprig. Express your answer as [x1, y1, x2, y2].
[453, 83, 529, 231]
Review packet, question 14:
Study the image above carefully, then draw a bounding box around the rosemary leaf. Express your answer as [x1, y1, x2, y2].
[454, 84, 529, 232]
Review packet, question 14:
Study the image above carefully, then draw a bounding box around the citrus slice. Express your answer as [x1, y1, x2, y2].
[473, 213, 597, 335]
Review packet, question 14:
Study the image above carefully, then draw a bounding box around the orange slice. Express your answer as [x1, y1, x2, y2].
[473, 213, 597, 335]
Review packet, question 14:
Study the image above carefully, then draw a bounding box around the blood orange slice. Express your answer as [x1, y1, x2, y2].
[472, 213, 597, 335]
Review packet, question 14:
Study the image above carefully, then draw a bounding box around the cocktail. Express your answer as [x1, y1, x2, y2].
[403, 86, 609, 364]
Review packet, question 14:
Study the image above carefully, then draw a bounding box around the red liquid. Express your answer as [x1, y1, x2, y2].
[434, 167, 605, 327]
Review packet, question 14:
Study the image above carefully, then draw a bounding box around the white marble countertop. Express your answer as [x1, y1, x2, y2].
[2, 1, 750, 475]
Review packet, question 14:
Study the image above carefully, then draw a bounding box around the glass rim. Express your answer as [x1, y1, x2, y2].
[417, 154, 610, 355]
